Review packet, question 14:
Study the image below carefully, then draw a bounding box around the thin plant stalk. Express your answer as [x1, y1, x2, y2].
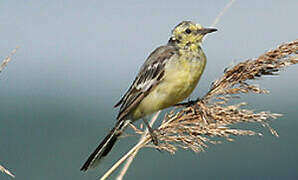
[0, 47, 18, 178]
[101, 112, 178, 180]
[0, 165, 15, 178]
[116, 111, 161, 180]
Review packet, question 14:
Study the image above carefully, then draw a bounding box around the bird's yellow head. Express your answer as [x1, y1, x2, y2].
[169, 21, 217, 50]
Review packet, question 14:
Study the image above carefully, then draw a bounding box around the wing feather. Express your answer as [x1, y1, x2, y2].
[114, 45, 177, 120]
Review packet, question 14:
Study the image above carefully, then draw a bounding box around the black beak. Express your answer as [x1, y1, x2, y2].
[197, 28, 217, 35]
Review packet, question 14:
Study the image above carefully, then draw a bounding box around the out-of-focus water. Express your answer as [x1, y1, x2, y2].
[0, 1, 297, 179]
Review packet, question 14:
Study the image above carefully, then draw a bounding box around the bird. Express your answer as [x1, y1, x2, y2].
[81, 21, 217, 171]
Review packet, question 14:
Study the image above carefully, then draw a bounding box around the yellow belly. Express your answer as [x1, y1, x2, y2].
[132, 57, 206, 120]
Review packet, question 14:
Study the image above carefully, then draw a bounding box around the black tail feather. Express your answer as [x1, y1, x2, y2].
[80, 120, 128, 171]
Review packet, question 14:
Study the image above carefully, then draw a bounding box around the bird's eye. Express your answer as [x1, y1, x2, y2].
[185, 29, 191, 34]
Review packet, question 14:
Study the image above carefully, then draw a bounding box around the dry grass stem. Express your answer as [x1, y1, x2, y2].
[0, 47, 18, 73]
[116, 111, 161, 180]
[100, 39, 297, 180]
[0, 165, 15, 178]
[100, 137, 151, 180]
[0, 48, 18, 178]
[211, 0, 236, 27]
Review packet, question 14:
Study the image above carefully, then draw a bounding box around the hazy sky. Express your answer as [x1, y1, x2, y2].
[0, 1, 297, 180]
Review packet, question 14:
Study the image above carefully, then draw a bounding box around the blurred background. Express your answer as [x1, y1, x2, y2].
[0, 0, 297, 179]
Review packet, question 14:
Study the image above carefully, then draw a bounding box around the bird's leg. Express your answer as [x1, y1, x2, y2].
[142, 118, 158, 145]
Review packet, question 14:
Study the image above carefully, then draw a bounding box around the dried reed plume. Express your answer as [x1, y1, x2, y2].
[0, 48, 18, 178]
[148, 39, 298, 153]
[101, 39, 298, 180]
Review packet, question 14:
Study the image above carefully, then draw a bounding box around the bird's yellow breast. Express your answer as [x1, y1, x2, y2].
[132, 53, 206, 120]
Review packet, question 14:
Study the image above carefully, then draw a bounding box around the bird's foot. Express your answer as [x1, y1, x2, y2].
[175, 97, 202, 107]
[149, 129, 159, 146]
[142, 118, 160, 146]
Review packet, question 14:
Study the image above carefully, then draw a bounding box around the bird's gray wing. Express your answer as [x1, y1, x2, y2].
[114, 45, 178, 121]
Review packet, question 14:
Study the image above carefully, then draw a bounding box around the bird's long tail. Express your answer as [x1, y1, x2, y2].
[80, 119, 130, 171]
